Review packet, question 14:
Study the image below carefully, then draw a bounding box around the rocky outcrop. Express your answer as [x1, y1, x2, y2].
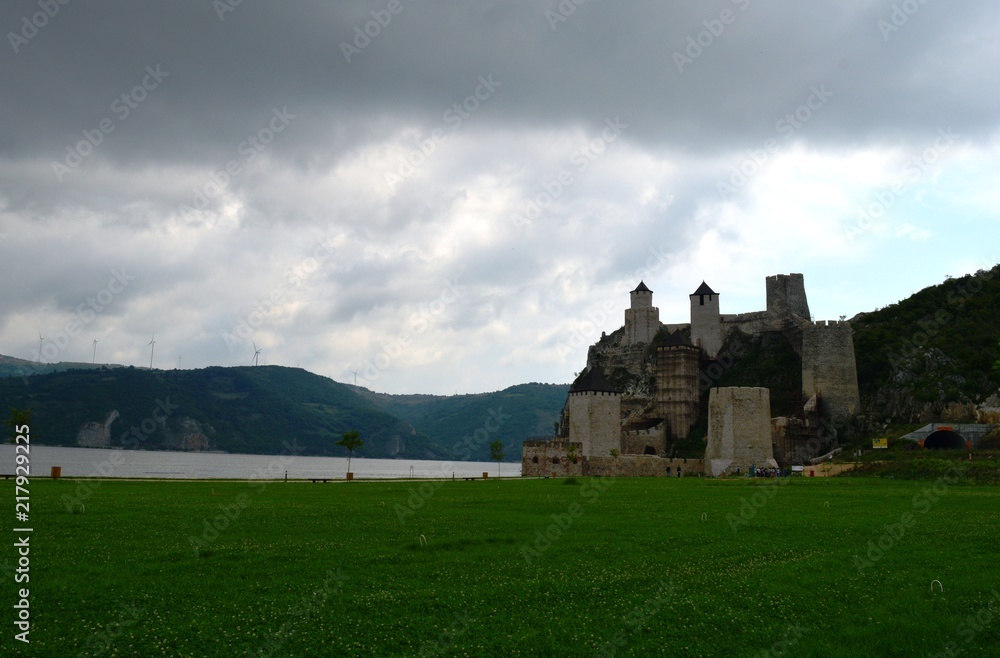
[76, 410, 120, 448]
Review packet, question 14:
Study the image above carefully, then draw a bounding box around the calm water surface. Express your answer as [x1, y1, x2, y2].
[0, 444, 521, 480]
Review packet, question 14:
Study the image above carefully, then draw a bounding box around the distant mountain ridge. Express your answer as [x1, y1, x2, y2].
[0, 364, 567, 461]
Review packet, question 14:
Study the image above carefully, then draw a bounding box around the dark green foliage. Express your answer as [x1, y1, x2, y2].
[16, 478, 1000, 655]
[0, 366, 447, 459]
[709, 329, 803, 417]
[852, 265, 1000, 420]
[336, 430, 363, 474]
[4, 407, 31, 443]
[356, 383, 568, 462]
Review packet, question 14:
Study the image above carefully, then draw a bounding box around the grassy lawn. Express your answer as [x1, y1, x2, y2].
[4, 475, 1000, 656]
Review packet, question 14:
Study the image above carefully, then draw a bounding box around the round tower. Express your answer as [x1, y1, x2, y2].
[568, 367, 622, 458]
[690, 281, 722, 359]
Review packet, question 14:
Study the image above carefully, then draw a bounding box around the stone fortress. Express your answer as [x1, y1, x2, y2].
[522, 274, 861, 477]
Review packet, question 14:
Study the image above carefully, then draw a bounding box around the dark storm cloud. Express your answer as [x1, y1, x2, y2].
[1, 1, 997, 391]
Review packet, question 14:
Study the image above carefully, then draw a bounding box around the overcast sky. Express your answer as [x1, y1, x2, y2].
[2, 1, 998, 394]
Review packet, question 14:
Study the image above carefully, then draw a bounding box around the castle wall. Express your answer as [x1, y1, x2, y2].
[767, 273, 810, 320]
[624, 305, 661, 345]
[801, 321, 861, 422]
[568, 390, 621, 458]
[705, 387, 777, 476]
[771, 416, 826, 465]
[656, 344, 700, 441]
[621, 426, 666, 455]
[720, 311, 786, 336]
[585, 455, 703, 477]
[521, 440, 703, 477]
[522, 440, 585, 477]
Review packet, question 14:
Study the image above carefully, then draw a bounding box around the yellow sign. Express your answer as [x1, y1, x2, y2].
[872, 437, 888, 449]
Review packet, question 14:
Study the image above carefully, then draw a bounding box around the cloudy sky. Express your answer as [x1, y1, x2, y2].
[2, 1, 998, 395]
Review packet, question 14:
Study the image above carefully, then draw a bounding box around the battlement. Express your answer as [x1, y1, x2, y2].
[569, 390, 620, 397]
[811, 319, 851, 328]
[766, 273, 810, 320]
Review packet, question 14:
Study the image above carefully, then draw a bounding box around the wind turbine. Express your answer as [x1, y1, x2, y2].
[37, 332, 44, 363]
[147, 333, 156, 369]
[92, 339, 98, 364]
[351, 369, 358, 386]
[252, 341, 262, 366]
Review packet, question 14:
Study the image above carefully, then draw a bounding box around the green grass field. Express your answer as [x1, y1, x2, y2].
[5, 475, 1000, 656]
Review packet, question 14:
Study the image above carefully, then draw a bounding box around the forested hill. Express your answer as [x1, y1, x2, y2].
[0, 365, 449, 460]
[851, 264, 1000, 422]
[351, 383, 570, 460]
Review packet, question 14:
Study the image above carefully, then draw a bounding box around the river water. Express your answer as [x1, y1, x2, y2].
[0, 444, 522, 480]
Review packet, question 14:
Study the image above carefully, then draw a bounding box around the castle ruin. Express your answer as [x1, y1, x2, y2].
[522, 274, 860, 477]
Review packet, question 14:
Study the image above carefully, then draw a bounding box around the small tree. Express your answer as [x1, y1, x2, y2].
[336, 430, 363, 478]
[565, 443, 578, 474]
[4, 408, 31, 444]
[489, 440, 505, 478]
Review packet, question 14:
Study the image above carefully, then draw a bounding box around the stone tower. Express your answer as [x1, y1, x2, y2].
[766, 273, 811, 321]
[624, 281, 660, 345]
[801, 321, 861, 422]
[568, 367, 622, 458]
[690, 281, 722, 359]
[656, 331, 700, 442]
[705, 387, 777, 477]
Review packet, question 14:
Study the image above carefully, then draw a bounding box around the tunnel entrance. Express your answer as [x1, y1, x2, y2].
[643, 446, 656, 455]
[924, 430, 967, 450]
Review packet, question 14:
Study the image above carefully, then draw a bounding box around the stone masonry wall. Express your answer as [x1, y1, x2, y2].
[568, 391, 621, 458]
[705, 387, 777, 476]
[801, 321, 861, 422]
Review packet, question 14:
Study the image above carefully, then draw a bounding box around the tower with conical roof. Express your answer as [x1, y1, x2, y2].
[690, 281, 722, 359]
[624, 280, 661, 345]
[568, 366, 622, 457]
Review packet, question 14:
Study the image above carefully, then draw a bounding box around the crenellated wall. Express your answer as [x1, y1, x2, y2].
[568, 390, 621, 458]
